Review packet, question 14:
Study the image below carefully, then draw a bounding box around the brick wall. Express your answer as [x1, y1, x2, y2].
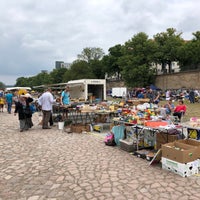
[106, 80, 125, 90]
[106, 70, 200, 90]
[155, 70, 200, 90]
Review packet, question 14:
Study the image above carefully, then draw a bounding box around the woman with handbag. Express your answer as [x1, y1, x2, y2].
[14, 93, 34, 132]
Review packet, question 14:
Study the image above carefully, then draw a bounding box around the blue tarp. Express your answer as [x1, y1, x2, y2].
[150, 84, 160, 91]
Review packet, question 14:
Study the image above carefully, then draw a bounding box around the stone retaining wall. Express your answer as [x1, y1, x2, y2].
[106, 70, 200, 90]
[155, 70, 200, 90]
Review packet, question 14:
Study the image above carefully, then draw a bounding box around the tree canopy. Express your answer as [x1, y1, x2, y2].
[0, 82, 6, 89]
[15, 28, 200, 88]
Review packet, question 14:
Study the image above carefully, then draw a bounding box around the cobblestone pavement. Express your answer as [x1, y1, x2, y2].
[1, 111, 200, 200]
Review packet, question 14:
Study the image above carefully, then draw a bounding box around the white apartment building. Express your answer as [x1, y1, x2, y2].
[153, 61, 180, 74]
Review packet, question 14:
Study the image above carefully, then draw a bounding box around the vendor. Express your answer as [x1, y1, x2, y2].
[164, 98, 175, 115]
[61, 86, 70, 106]
[173, 100, 186, 121]
[61, 86, 71, 119]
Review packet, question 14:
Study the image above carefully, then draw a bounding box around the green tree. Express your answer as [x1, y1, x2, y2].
[62, 60, 94, 81]
[67, 47, 106, 80]
[102, 44, 123, 80]
[89, 59, 105, 79]
[16, 72, 52, 88]
[0, 81, 6, 89]
[34, 72, 52, 85]
[153, 28, 184, 73]
[49, 68, 68, 83]
[15, 77, 30, 87]
[119, 32, 156, 87]
[178, 31, 200, 71]
[77, 47, 104, 62]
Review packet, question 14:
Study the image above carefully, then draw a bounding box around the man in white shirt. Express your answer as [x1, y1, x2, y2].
[165, 90, 171, 101]
[38, 88, 55, 129]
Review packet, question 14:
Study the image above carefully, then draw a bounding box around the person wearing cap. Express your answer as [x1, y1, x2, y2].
[14, 94, 33, 132]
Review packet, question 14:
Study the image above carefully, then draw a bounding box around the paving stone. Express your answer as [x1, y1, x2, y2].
[1, 112, 200, 200]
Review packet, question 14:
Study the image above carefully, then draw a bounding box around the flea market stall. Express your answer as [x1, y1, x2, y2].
[66, 79, 106, 102]
[50, 89, 200, 177]
[102, 101, 200, 178]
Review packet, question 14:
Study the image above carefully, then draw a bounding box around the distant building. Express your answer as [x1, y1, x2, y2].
[61, 62, 71, 69]
[55, 61, 71, 69]
[55, 61, 64, 69]
[105, 61, 181, 81]
[41, 70, 48, 73]
[152, 61, 180, 74]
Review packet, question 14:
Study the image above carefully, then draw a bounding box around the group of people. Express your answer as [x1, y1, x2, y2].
[33, 86, 71, 130]
[0, 86, 71, 132]
[160, 98, 187, 122]
[0, 89, 14, 113]
[0, 90, 35, 132]
[136, 88, 187, 122]
[134, 88, 161, 104]
[14, 93, 34, 132]
[1, 85, 188, 131]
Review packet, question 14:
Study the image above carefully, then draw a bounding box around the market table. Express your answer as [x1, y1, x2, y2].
[180, 121, 200, 140]
[52, 104, 96, 124]
[112, 119, 182, 150]
[94, 110, 118, 123]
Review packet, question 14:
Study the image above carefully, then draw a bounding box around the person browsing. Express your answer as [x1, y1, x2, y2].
[5, 91, 13, 114]
[38, 88, 56, 129]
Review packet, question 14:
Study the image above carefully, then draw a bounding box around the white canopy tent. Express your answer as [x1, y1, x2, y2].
[5, 87, 32, 91]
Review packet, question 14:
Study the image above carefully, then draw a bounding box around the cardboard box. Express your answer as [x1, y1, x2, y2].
[156, 132, 179, 150]
[177, 139, 200, 147]
[162, 157, 199, 177]
[162, 141, 198, 163]
[176, 139, 200, 159]
[156, 132, 179, 142]
[71, 124, 90, 133]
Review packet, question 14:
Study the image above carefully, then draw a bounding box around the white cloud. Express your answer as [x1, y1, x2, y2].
[0, 0, 200, 85]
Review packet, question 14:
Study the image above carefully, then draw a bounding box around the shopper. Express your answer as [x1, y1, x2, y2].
[189, 89, 195, 103]
[165, 90, 171, 101]
[146, 89, 160, 104]
[5, 91, 13, 114]
[38, 88, 55, 129]
[0, 89, 5, 112]
[0, 97, 5, 112]
[14, 94, 33, 132]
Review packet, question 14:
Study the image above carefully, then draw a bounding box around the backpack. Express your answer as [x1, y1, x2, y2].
[104, 132, 116, 146]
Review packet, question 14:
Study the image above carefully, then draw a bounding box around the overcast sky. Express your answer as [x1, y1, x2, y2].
[0, 0, 200, 85]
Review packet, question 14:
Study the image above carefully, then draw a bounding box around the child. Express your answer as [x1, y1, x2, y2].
[0, 97, 5, 112]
